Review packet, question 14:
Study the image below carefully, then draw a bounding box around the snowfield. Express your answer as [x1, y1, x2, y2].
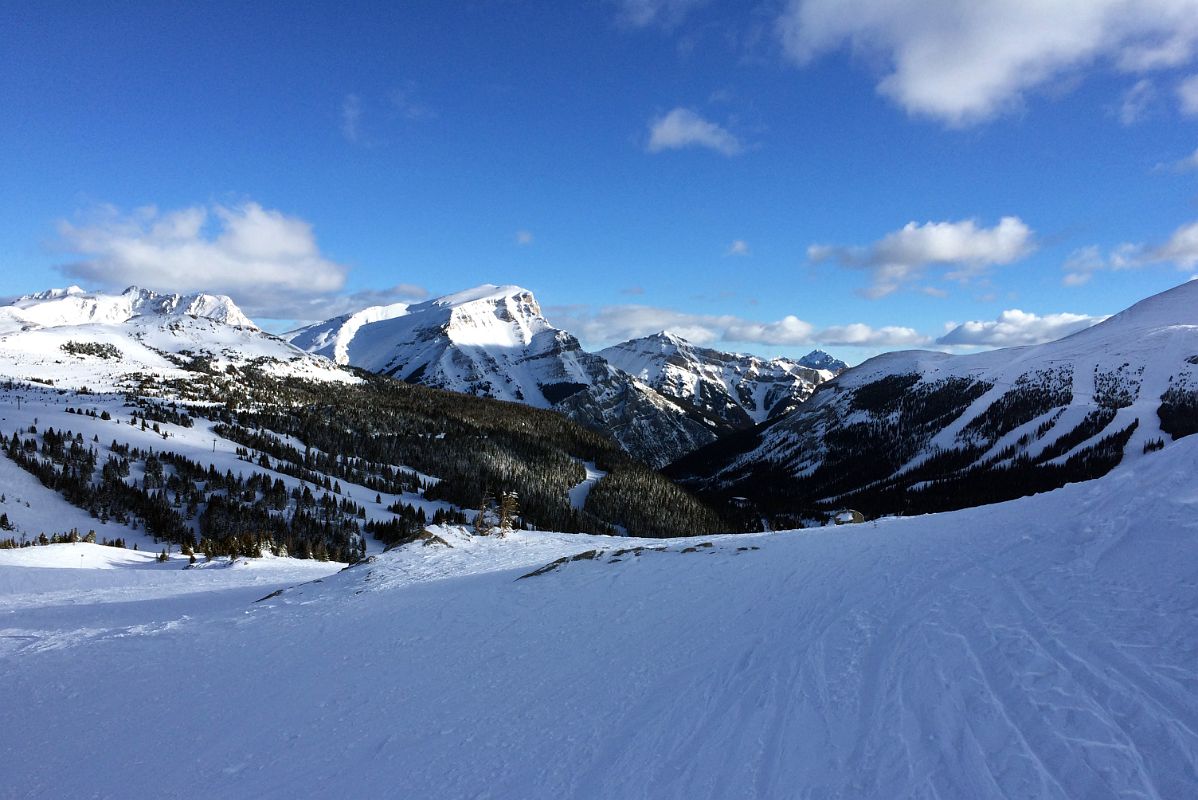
[2, 434, 1197, 798]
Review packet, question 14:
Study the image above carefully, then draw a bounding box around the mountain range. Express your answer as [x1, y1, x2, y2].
[0, 285, 352, 396]
[4, 279, 1196, 528]
[284, 284, 841, 467]
[670, 278, 1198, 524]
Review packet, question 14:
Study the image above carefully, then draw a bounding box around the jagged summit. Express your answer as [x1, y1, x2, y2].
[19, 285, 87, 301]
[599, 330, 835, 427]
[287, 283, 554, 373]
[796, 349, 848, 373]
[0, 285, 351, 393]
[287, 284, 724, 467]
[4, 285, 257, 331]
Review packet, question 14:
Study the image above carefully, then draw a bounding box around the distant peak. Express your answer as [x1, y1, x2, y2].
[431, 284, 536, 307]
[18, 285, 87, 302]
[797, 349, 848, 372]
[9, 284, 257, 330]
[619, 331, 688, 348]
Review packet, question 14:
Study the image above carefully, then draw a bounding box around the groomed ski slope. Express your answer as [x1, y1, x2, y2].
[3, 437, 1198, 798]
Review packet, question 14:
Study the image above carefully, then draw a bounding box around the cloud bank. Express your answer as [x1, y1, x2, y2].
[548, 303, 928, 349]
[938, 309, 1106, 347]
[777, 0, 1198, 125]
[56, 202, 426, 321]
[1063, 218, 1198, 285]
[809, 217, 1035, 298]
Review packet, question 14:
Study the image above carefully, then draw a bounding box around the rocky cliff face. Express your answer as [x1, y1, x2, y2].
[599, 331, 836, 429]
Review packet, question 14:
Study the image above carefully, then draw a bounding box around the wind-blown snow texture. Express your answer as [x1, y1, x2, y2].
[3, 435, 1197, 799]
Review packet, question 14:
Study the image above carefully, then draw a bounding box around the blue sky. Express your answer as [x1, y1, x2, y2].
[3, 0, 1198, 364]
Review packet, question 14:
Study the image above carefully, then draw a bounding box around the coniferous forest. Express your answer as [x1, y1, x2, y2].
[0, 369, 727, 559]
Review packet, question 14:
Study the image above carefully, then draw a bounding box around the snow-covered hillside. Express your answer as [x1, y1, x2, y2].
[0, 385, 456, 557]
[4, 428, 1198, 798]
[599, 331, 836, 428]
[0, 286, 354, 394]
[287, 285, 723, 467]
[678, 279, 1198, 521]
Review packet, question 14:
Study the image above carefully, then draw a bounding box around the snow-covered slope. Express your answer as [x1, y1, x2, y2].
[4, 432, 1198, 798]
[287, 285, 722, 467]
[284, 300, 411, 367]
[0, 286, 354, 393]
[677, 279, 1198, 520]
[599, 331, 836, 427]
[0, 385, 455, 557]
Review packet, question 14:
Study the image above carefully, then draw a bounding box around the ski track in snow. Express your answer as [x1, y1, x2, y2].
[1, 437, 1197, 799]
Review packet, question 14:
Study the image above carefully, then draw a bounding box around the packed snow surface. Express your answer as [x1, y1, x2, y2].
[3, 430, 1197, 798]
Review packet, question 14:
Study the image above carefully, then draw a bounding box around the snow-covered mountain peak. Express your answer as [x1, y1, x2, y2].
[651, 330, 688, 346]
[600, 331, 835, 427]
[3, 285, 257, 331]
[1077, 276, 1198, 334]
[796, 349, 848, 373]
[399, 284, 549, 348]
[18, 285, 87, 302]
[286, 285, 725, 466]
[0, 285, 357, 393]
[429, 283, 537, 309]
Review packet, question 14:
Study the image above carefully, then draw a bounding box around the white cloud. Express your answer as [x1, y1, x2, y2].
[1180, 74, 1198, 115]
[1063, 219, 1198, 284]
[1119, 79, 1157, 124]
[615, 0, 707, 29]
[815, 323, 927, 347]
[726, 239, 751, 256]
[777, 0, 1198, 125]
[547, 303, 929, 349]
[515, 230, 535, 246]
[723, 315, 814, 345]
[647, 108, 742, 156]
[938, 309, 1107, 347]
[808, 217, 1035, 298]
[1158, 146, 1198, 172]
[1152, 219, 1198, 268]
[341, 94, 362, 142]
[56, 202, 366, 320]
[389, 83, 435, 121]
